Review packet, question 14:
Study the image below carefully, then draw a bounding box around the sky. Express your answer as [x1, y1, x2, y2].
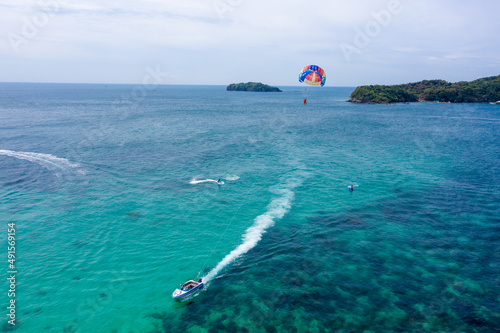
[1, 0, 499, 86]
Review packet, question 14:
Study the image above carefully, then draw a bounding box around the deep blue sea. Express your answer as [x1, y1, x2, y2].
[0, 83, 499, 333]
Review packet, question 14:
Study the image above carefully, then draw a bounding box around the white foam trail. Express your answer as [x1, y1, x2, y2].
[189, 179, 224, 185]
[0, 150, 85, 175]
[202, 175, 304, 283]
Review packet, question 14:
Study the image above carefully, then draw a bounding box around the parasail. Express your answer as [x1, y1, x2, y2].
[298, 65, 326, 87]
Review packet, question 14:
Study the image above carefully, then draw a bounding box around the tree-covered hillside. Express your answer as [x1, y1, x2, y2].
[349, 75, 500, 104]
[226, 82, 282, 92]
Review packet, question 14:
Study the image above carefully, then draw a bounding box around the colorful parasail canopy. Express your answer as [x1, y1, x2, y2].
[298, 65, 326, 87]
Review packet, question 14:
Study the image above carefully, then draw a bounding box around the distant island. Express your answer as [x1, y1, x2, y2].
[226, 82, 282, 92]
[349, 75, 500, 104]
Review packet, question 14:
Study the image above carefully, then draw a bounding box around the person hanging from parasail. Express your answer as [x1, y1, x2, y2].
[298, 65, 326, 104]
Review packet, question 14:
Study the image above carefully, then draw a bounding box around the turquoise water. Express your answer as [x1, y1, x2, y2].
[1, 83, 499, 332]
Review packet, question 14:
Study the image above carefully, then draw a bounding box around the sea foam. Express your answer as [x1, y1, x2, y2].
[203, 172, 305, 283]
[0, 150, 85, 175]
[189, 179, 224, 185]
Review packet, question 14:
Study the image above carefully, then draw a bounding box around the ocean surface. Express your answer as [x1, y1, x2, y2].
[0, 83, 499, 333]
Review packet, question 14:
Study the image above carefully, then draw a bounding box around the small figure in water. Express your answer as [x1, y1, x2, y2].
[349, 185, 354, 192]
[217, 179, 221, 183]
[303, 98, 307, 104]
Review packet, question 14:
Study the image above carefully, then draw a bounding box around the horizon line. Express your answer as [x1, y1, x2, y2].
[0, 81, 356, 88]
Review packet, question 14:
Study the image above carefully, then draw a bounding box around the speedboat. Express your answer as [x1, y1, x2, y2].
[172, 279, 204, 299]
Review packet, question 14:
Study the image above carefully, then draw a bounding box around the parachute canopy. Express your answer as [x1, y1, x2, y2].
[298, 65, 326, 87]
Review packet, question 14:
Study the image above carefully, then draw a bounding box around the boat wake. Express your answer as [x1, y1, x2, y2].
[0, 150, 85, 175]
[189, 179, 224, 185]
[202, 171, 306, 283]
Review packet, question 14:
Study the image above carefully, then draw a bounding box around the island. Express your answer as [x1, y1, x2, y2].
[348, 75, 500, 104]
[226, 82, 282, 92]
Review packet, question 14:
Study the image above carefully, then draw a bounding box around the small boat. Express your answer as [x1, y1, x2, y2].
[172, 279, 204, 299]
